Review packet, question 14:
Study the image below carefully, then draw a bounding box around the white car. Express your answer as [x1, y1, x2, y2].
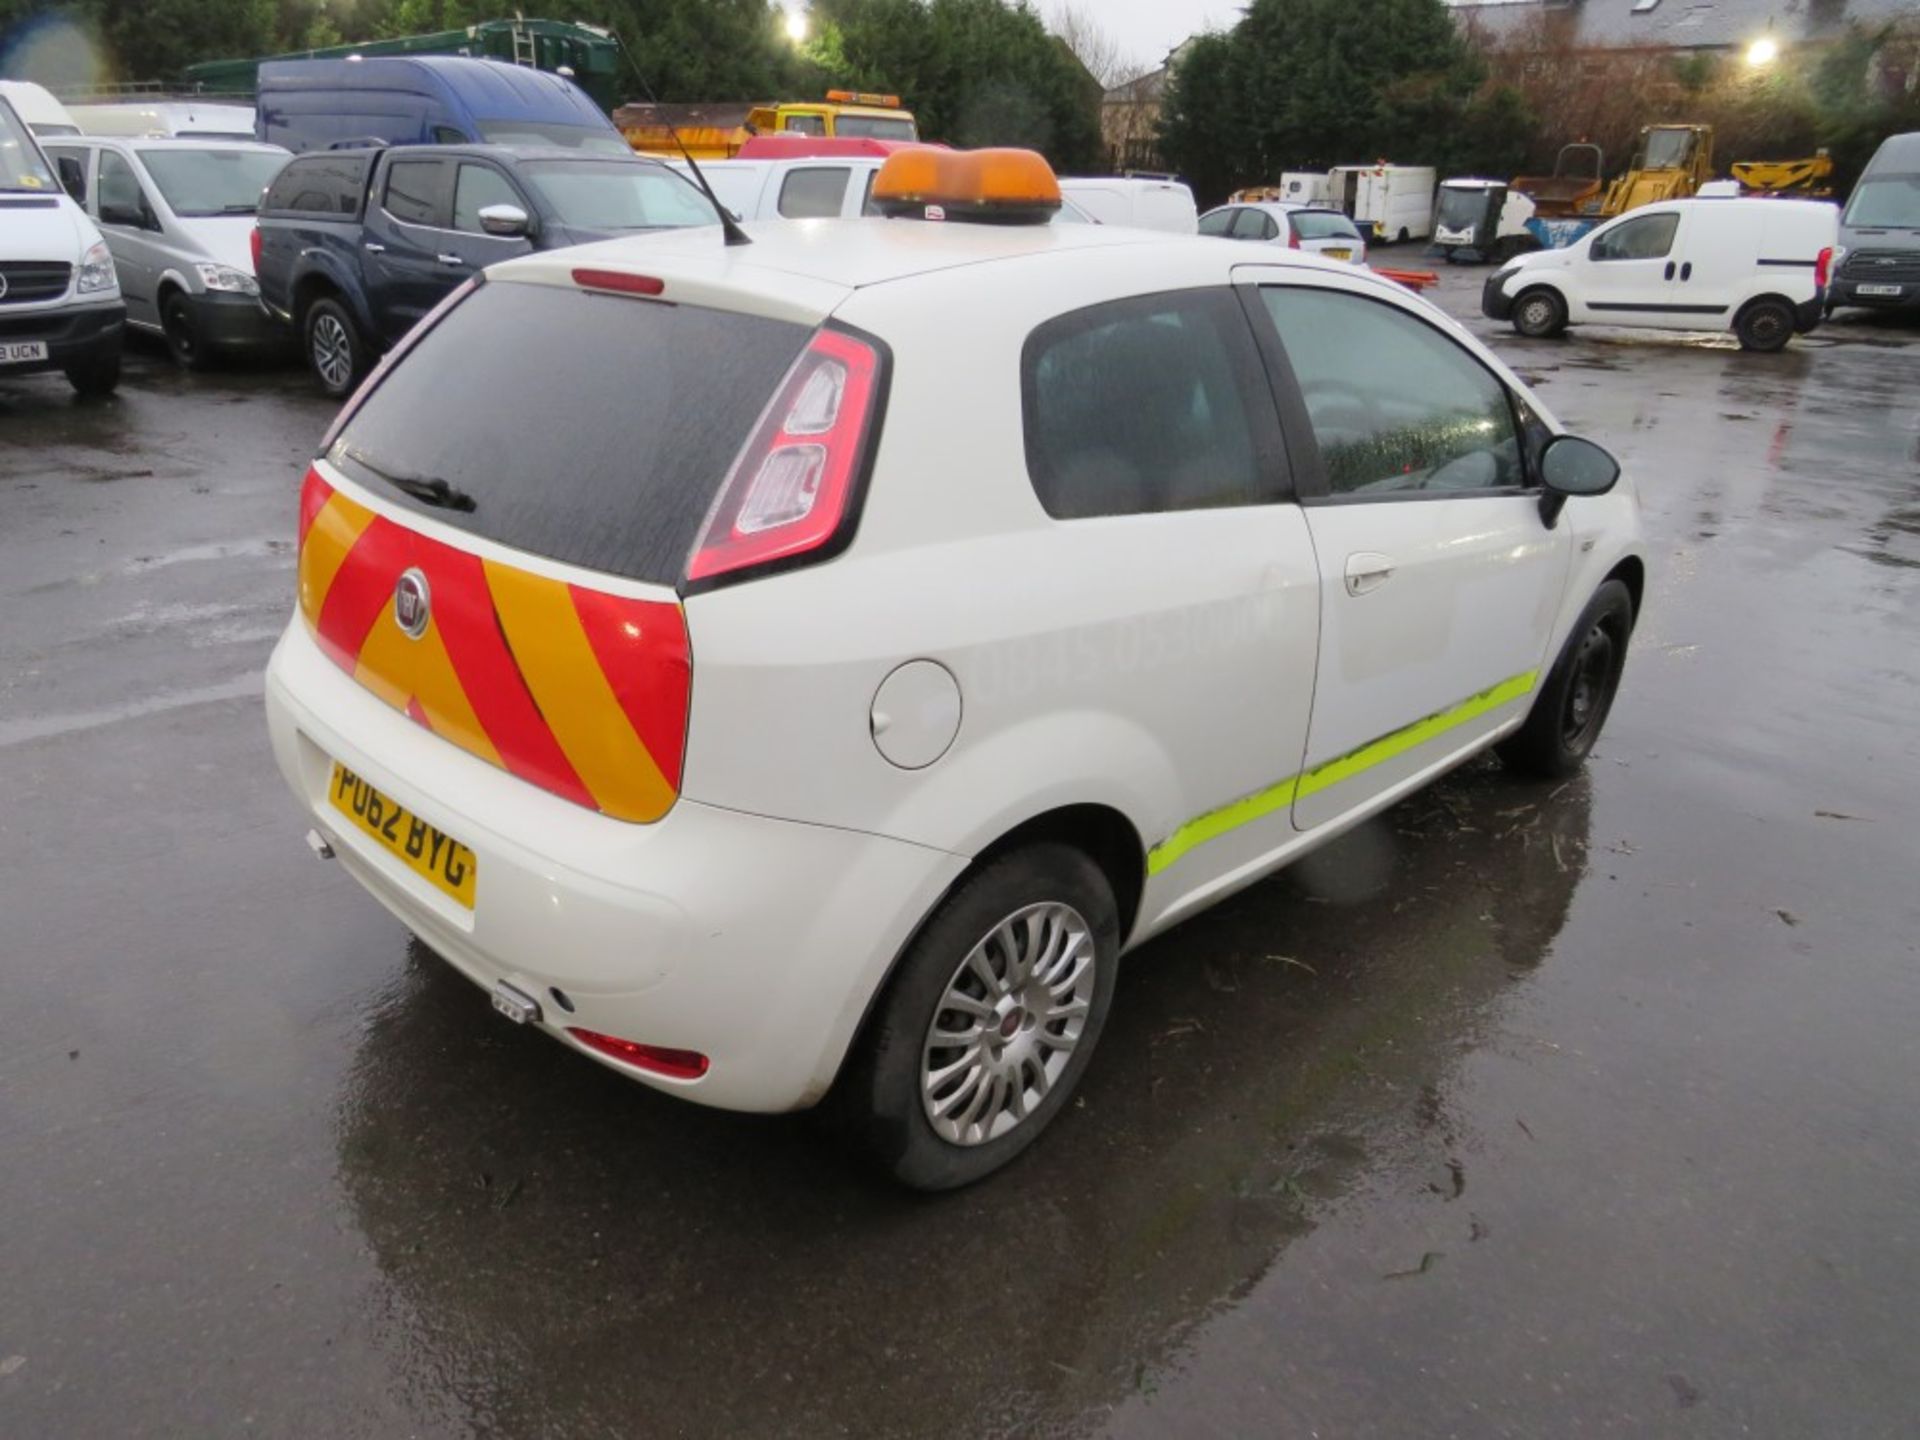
[1483, 196, 1838, 352]
[1199, 200, 1369, 263]
[267, 150, 1645, 1189]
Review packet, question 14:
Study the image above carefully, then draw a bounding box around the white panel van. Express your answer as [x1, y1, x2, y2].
[1056, 176, 1198, 234]
[1482, 197, 1838, 351]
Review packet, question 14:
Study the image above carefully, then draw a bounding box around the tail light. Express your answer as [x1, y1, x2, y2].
[686, 326, 886, 587]
[1814, 246, 1833, 288]
[568, 1028, 709, 1079]
[249, 224, 261, 273]
[1288, 225, 1300, 249]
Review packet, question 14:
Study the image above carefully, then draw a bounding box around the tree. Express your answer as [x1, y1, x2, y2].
[1046, 1, 1139, 90]
[1159, 0, 1511, 205]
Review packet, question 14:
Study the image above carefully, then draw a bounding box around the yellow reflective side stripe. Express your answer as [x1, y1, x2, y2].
[1146, 669, 1539, 876]
[298, 491, 376, 627]
[353, 613, 504, 769]
[483, 560, 676, 824]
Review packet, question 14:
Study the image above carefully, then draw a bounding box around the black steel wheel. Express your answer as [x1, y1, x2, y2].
[1499, 579, 1634, 779]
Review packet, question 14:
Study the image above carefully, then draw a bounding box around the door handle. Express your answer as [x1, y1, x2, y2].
[436, 253, 466, 267]
[1344, 552, 1395, 597]
[363, 241, 386, 253]
[1663, 260, 1675, 280]
[1680, 261, 1693, 281]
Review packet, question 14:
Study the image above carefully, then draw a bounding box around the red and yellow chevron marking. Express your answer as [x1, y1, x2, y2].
[296, 468, 690, 823]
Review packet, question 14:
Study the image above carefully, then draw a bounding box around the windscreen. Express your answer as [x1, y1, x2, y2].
[1843, 176, 1920, 230]
[523, 159, 715, 231]
[835, 115, 917, 142]
[1434, 187, 1487, 231]
[0, 101, 56, 193]
[476, 120, 631, 155]
[139, 148, 289, 215]
[1292, 209, 1362, 240]
[328, 279, 811, 584]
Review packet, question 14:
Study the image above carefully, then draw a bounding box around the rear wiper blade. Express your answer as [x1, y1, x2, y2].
[221, 202, 261, 213]
[347, 450, 477, 512]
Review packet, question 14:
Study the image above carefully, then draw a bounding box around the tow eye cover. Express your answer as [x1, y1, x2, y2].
[870, 660, 962, 770]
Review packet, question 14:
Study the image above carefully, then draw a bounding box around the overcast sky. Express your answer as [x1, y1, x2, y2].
[1044, 0, 1244, 74]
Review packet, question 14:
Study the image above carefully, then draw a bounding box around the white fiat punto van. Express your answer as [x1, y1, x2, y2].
[269, 149, 1645, 1188]
[1483, 196, 1838, 351]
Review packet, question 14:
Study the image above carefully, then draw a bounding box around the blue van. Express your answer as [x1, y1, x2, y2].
[256, 56, 629, 155]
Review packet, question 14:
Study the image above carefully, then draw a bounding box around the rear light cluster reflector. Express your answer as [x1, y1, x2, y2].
[1814, 246, 1834, 289]
[567, 1028, 710, 1080]
[686, 327, 883, 584]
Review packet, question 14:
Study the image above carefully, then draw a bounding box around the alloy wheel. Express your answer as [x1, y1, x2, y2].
[312, 313, 352, 391]
[920, 902, 1097, 1146]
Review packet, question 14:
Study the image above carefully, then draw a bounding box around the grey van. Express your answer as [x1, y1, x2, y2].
[1831, 132, 1919, 316]
[39, 135, 291, 365]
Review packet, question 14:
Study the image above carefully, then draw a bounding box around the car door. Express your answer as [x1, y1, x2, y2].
[364, 156, 455, 344]
[1012, 281, 1321, 915]
[93, 148, 160, 326]
[1575, 207, 1688, 325]
[1236, 267, 1572, 831]
[446, 159, 536, 271]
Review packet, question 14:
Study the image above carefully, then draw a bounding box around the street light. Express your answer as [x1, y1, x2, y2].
[785, 9, 808, 44]
[1745, 36, 1778, 67]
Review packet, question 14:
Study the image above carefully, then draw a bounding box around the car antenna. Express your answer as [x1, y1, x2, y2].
[607, 26, 751, 248]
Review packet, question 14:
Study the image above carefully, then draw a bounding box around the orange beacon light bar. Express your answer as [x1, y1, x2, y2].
[826, 90, 902, 108]
[870, 148, 1062, 224]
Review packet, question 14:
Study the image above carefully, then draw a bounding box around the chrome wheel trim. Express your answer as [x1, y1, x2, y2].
[920, 901, 1096, 1147]
[1519, 296, 1554, 332]
[312, 313, 351, 390]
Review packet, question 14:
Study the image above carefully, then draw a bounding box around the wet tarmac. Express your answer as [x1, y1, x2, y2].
[2, 284, 1917, 1438]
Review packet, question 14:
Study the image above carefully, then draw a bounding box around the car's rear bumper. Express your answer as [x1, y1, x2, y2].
[265, 618, 966, 1112]
[0, 300, 124, 377]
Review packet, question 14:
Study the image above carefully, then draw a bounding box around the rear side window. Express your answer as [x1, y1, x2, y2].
[1231, 208, 1277, 240]
[384, 159, 451, 227]
[262, 153, 368, 216]
[1197, 208, 1234, 237]
[328, 280, 811, 584]
[1022, 289, 1282, 519]
[778, 166, 849, 218]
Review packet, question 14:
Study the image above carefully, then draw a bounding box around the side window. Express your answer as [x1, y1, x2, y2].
[264, 154, 368, 215]
[97, 150, 148, 221]
[1590, 212, 1679, 262]
[861, 169, 883, 216]
[1022, 289, 1283, 519]
[782, 114, 826, 136]
[1197, 208, 1235, 237]
[1230, 207, 1275, 240]
[43, 145, 86, 203]
[777, 166, 849, 219]
[453, 163, 522, 233]
[1261, 287, 1524, 497]
[432, 126, 470, 144]
[383, 159, 451, 228]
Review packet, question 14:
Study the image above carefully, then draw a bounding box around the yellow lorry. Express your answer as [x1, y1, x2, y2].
[615, 91, 918, 159]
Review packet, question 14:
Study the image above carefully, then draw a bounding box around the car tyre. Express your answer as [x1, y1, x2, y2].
[161, 291, 208, 370]
[304, 296, 368, 399]
[64, 349, 121, 399]
[1499, 578, 1634, 779]
[827, 843, 1120, 1191]
[1734, 296, 1795, 353]
[1512, 286, 1568, 339]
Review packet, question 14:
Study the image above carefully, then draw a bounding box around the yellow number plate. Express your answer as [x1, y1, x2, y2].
[1325, 247, 1352, 260]
[328, 761, 477, 908]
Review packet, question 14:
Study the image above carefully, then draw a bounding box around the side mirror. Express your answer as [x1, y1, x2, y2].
[56, 156, 86, 203]
[476, 203, 531, 238]
[99, 200, 142, 228]
[1538, 434, 1621, 528]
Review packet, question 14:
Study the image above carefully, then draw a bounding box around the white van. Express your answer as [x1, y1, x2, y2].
[1354, 165, 1436, 242]
[69, 99, 257, 141]
[0, 80, 81, 137]
[40, 135, 289, 366]
[1057, 175, 1197, 234]
[0, 95, 124, 395]
[1483, 196, 1838, 352]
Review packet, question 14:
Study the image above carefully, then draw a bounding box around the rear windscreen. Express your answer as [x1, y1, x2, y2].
[327, 279, 811, 584]
[262, 152, 368, 215]
[1291, 210, 1361, 241]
